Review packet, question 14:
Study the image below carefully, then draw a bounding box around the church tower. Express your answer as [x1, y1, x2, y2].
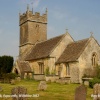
[19, 5, 47, 59]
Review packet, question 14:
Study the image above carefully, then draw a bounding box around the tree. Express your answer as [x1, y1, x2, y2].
[0, 55, 14, 76]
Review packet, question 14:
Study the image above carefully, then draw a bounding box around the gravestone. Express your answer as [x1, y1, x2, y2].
[0, 86, 3, 92]
[11, 86, 27, 100]
[75, 84, 87, 100]
[38, 81, 47, 91]
[98, 84, 100, 99]
[93, 83, 100, 100]
[11, 79, 15, 85]
[16, 77, 21, 82]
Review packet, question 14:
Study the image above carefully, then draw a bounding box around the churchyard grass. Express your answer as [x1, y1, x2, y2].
[0, 80, 93, 100]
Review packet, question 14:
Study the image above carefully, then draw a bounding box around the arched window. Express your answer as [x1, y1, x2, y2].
[92, 53, 98, 67]
[38, 62, 44, 74]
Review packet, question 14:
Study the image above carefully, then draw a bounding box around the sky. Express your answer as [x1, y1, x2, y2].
[0, 0, 100, 60]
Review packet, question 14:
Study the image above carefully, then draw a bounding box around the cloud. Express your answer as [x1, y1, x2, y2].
[50, 8, 67, 20]
[20, 0, 41, 9]
[53, 11, 66, 20]
[30, 0, 41, 8]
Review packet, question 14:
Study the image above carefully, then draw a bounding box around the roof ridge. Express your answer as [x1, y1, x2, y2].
[36, 33, 66, 44]
[56, 37, 90, 64]
[25, 33, 66, 61]
[67, 38, 89, 45]
[48, 33, 67, 56]
[75, 38, 89, 43]
[76, 38, 90, 59]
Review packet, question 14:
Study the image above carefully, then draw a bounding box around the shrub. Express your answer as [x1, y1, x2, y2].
[83, 65, 100, 78]
[95, 65, 100, 78]
[8, 73, 18, 79]
[51, 69, 56, 76]
[2, 73, 18, 83]
[45, 67, 50, 76]
[89, 78, 100, 88]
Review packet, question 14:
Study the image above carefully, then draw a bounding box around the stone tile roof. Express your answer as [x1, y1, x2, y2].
[56, 38, 89, 63]
[17, 61, 32, 73]
[25, 34, 65, 61]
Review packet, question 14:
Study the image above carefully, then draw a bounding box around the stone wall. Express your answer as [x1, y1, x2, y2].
[45, 75, 59, 82]
[50, 33, 74, 61]
[29, 57, 56, 74]
[12, 61, 21, 76]
[19, 8, 47, 59]
[19, 44, 33, 59]
[69, 62, 80, 83]
[34, 74, 45, 80]
[78, 37, 100, 83]
[56, 62, 80, 83]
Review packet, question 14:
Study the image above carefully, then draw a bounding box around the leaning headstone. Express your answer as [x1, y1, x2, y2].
[75, 84, 87, 100]
[38, 81, 47, 91]
[11, 86, 27, 100]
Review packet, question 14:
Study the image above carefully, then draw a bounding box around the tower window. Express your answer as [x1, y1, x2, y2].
[92, 53, 97, 67]
[36, 24, 39, 33]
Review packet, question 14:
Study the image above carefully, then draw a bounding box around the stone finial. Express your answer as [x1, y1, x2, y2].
[90, 32, 93, 37]
[31, 2, 33, 13]
[27, 4, 29, 12]
[45, 8, 48, 14]
[66, 28, 68, 33]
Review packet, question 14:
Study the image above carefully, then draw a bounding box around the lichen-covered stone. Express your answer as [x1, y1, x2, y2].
[38, 81, 47, 91]
[11, 86, 27, 100]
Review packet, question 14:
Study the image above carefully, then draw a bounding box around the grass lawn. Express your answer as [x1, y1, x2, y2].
[0, 80, 93, 100]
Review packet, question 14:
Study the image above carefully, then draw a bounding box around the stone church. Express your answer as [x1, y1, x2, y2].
[12, 6, 100, 83]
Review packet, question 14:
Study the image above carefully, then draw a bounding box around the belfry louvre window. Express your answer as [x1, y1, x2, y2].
[92, 53, 97, 67]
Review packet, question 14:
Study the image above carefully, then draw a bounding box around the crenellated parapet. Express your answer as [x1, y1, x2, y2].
[19, 7, 47, 26]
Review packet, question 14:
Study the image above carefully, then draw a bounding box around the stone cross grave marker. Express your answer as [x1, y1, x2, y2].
[74, 84, 87, 100]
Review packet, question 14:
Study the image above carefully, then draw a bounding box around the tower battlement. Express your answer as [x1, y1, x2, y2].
[19, 7, 47, 26]
[19, 5, 47, 58]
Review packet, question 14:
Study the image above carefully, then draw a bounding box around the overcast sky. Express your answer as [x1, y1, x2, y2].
[0, 0, 100, 60]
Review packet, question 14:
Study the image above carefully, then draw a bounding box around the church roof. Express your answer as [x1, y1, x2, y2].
[56, 38, 89, 63]
[25, 34, 66, 61]
[17, 61, 32, 73]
